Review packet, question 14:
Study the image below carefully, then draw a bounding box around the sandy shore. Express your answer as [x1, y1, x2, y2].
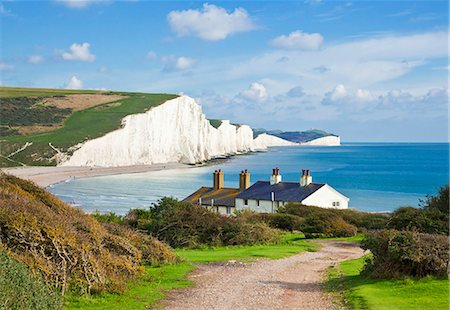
[2, 162, 189, 187]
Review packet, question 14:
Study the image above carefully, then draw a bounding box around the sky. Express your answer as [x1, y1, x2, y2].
[1, 0, 448, 142]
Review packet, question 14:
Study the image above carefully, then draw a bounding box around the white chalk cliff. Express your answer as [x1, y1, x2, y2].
[61, 96, 294, 167]
[299, 136, 341, 146]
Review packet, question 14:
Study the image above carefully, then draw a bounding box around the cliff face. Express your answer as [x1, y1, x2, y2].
[299, 135, 341, 146]
[61, 96, 292, 167]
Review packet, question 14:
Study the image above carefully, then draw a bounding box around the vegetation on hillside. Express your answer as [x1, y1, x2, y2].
[0, 87, 177, 167]
[0, 174, 176, 300]
[0, 253, 62, 310]
[0, 86, 99, 98]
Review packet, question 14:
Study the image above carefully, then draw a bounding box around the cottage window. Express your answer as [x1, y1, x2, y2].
[244, 199, 248, 205]
[226, 207, 231, 215]
[332, 201, 340, 207]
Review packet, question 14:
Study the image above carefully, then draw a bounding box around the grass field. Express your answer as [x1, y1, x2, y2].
[65, 233, 318, 309]
[0, 88, 177, 166]
[176, 232, 318, 263]
[0, 86, 100, 98]
[327, 256, 449, 310]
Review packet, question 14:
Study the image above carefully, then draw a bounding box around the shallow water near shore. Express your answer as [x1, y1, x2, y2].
[49, 143, 449, 215]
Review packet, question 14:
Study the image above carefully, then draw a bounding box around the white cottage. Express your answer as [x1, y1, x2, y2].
[235, 168, 349, 213]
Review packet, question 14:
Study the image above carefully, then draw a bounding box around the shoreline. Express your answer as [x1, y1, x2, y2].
[2, 162, 191, 188]
[1, 149, 267, 188]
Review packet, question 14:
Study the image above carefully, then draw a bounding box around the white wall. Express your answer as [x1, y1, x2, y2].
[206, 205, 235, 216]
[236, 198, 287, 213]
[301, 185, 349, 209]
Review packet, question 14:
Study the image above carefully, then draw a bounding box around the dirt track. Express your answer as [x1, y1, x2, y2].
[163, 241, 364, 310]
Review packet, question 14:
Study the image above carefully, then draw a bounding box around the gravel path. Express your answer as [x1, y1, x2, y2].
[163, 241, 364, 310]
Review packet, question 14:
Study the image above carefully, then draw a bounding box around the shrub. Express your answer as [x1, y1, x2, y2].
[279, 204, 358, 237]
[0, 252, 62, 310]
[136, 197, 280, 248]
[237, 211, 304, 231]
[0, 174, 177, 296]
[386, 185, 449, 235]
[361, 230, 449, 278]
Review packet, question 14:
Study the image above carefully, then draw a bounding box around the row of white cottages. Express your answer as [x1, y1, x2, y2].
[183, 168, 349, 215]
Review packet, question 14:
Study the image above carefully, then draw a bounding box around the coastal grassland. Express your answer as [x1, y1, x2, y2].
[175, 232, 318, 263]
[0, 86, 99, 98]
[327, 256, 449, 310]
[0, 92, 177, 166]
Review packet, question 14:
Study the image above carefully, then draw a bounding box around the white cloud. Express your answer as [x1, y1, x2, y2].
[162, 55, 196, 72]
[55, 0, 106, 9]
[65, 76, 83, 89]
[270, 30, 324, 50]
[61, 42, 96, 62]
[239, 82, 268, 102]
[146, 51, 158, 60]
[325, 84, 347, 101]
[167, 3, 256, 41]
[0, 62, 14, 71]
[230, 31, 447, 92]
[28, 55, 44, 64]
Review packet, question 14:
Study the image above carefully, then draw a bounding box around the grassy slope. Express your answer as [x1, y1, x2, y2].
[65, 233, 318, 309]
[327, 256, 449, 310]
[0, 86, 99, 98]
[0, 87, 177, 166]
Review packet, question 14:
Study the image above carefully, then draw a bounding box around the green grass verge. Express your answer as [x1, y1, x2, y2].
[176, 232, 318, 263]
[1, 92, 177, 166]
[327, 255, 449, 310]
[64, 263, 195, 310]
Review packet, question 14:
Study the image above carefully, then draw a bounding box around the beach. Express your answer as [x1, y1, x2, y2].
[2, 162, 188, 188]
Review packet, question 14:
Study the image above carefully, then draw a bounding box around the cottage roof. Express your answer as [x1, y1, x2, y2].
[236, 181, 325, 202]
[183, 187, 242, 207]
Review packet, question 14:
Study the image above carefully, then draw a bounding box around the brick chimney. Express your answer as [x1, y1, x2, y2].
[239, 169, 250, 190]
[300, 169, 312, 186]
[270, 167, 282, 185]
[213, 169, 224, 189]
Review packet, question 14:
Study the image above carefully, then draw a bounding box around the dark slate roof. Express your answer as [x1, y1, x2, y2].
[236, 181, 325, 202]
[183, 187, 242, 207]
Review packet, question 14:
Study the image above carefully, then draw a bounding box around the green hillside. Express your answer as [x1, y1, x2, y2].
[0, 87, 177, 167]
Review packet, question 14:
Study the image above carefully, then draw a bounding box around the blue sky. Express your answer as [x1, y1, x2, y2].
[1, 0, 448, 142]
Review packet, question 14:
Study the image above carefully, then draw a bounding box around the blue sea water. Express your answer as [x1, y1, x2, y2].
[49, 143, 449, 215]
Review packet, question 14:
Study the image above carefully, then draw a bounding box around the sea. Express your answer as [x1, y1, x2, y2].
[49, 143, 449, 215]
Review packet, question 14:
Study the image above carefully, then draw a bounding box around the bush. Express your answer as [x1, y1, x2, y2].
[387, 185, 449, 235]
[237, 211, 304, 231]
[0, 252, 62, 310]
[135, 197, 280, 248]
[279, 204, 358, 237]
[361, 230, 449, 278]
[0, 174, 177, 296]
